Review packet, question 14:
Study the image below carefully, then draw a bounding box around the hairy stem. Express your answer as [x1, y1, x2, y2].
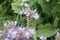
[26, 16, 29, 29]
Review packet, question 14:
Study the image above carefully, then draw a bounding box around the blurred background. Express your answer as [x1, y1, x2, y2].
[0, 0, 60, 40]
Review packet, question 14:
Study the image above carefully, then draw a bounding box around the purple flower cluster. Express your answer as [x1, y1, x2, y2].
[0, 21, 35, 40]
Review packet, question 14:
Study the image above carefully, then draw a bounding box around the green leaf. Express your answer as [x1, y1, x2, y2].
[11, 0, 22, 14]
[53, 17, 59, 27]
[37, 23, 57, 37]
[38, 0, 47, 13]
[37, 28, 57, 37]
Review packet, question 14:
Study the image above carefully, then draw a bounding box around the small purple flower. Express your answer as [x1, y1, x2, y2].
[4, 38, 10, 40]
[0, 30, 3, 38]
[19, 35, 28, 40]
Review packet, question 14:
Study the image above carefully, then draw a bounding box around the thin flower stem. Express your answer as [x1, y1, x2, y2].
[34, 27, 37, 40]
[33, 20, 37, 40]
[26, 16, 29, 29]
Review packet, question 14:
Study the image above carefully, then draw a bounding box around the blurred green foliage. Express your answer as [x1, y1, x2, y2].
[0, 0, 60, 38]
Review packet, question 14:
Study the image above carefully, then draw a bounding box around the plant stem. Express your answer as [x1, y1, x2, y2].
[26, 16, 29, 29]
[34, 32, 37, 40]
[33, 20, 37, 40]
[34, 27, 37, 40]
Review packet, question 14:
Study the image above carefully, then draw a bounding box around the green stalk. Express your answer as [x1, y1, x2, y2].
[26, 16, 29, 29]
[33, 20, 37, 40]
[34, 27, 37, 40]
[26, 17, 37, 40]
[33, 34, 37, 40]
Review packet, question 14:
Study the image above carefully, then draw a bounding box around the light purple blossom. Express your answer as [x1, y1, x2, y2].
[2, 21, 36, 40]
[3, 21, 8, 27]
[28, 28, 35, 34]
[20, 8, 39, 19]
[4, 38, 10, 40]
[24, 31, 31, 38]
[0, 30, 3, 37]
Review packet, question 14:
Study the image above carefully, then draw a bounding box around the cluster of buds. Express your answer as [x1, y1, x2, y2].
[3, 21, 17, 28]
[20, 8, 39, 19]
[0, 21, 35, 40]
[20, 0, 39, 19]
